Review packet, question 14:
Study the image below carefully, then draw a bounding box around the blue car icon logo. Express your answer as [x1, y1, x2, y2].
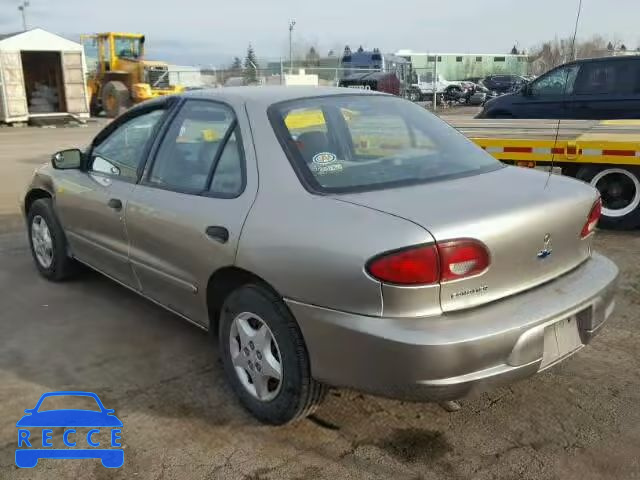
[16, 391, 123, 468]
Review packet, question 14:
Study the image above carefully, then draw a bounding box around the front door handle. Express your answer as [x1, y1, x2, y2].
[206, 226, 229, 244]
[107, 198, 123, 211]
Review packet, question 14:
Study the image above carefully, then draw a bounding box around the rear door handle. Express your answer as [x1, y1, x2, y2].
[107, 198, 123, 211]
[206, 226, 229, 244]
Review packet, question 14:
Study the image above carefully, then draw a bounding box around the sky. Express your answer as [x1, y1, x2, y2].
[1, 0, 638, 66]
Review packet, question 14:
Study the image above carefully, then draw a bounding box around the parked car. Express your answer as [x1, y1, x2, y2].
[22, 87, 618, 425]
[408, 73, 462, 101]
[459, 82, 500, 105]
[480, 74, 528, 94]
[479, 56, 640, 119]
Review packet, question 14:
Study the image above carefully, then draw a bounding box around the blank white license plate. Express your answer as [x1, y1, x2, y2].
[540, 316, 583, 370]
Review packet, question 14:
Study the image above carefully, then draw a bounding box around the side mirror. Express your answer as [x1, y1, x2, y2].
[52, 149, 82, 170]
[522, 83, 532, 96]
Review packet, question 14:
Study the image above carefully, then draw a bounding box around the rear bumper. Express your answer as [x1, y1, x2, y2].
[287, 253, 618, 401]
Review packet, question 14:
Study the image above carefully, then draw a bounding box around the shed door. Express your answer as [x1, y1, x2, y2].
[62, 51, 88, 114]
[0, 51, 28, 120]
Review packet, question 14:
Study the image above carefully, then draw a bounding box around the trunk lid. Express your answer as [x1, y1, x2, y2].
[338, 166, 598, 312]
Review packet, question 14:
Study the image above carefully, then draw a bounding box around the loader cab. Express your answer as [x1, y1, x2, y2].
[82, 33, 145, 76]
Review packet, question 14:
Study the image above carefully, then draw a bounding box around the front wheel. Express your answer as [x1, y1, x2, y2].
[219, 284, 327, 424]
[27, 198, 78, 280]
[577, 166, 640, 230]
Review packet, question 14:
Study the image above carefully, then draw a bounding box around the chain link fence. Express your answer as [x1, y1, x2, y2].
[167, 64, 479, 111]
[168, 66, 404, 89]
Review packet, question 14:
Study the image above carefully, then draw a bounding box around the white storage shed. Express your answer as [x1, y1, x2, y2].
[0, 28, 89, 123]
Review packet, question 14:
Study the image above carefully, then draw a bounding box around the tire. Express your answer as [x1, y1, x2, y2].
[408, 89, 422, 102]
[27, 198, 78, 281]
[101, 81, 131, 118]
[576, 166, 640, 230]
[89, 95, 101, 117]
[219, 284, 327, 424]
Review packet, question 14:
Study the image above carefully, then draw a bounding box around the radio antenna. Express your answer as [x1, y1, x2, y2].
[547, 0, 583, 188]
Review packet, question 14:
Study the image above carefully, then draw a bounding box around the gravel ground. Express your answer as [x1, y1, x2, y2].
[0, 122, 638, 480]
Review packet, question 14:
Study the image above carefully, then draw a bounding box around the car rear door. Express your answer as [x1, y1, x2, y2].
[568, 59, 640, 119]
[54, 106, 167, 288]
[125, 99, 257, 326]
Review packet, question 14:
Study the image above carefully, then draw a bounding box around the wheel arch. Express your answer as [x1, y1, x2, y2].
[206, 266, 284, 336]
[24, 188, 52, 217]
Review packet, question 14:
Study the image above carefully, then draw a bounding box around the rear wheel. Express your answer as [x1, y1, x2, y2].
[577, 166, 640, 229]
[219, 284, 327, 424]
[101, 81, 131, 118]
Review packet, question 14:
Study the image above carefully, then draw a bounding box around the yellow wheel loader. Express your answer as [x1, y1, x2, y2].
[81, 33, 184, 118]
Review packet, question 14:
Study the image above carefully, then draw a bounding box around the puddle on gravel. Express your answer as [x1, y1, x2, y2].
[375, 428, 452, 462]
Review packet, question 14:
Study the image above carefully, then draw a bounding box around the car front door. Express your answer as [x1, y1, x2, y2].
[54, 107, 167, 287]
[512, 64, 580, 118]
[569, 59, 640, 119]
[125, 99, 257, 326]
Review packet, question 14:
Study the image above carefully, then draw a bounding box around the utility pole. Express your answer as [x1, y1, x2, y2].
[288, 20, 296, 74]
[280, 57, 284, 85]
[432, 55, 438, 112]
[18, 1, 30, 31]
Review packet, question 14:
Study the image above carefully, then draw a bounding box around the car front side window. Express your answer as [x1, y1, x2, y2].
[91, 109, 165, 181]
[531, 65, 580, 96]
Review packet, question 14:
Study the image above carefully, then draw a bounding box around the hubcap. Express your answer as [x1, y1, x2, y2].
[229, 312, 283, 402]
[591, 168, 640, 218]
[31, 215, 54, 268]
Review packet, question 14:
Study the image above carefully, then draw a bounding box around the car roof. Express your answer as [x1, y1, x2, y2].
[181, 86, 384, 106]
[565, 54, 640, 66]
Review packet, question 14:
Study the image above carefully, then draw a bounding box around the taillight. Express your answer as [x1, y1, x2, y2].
[366, 240, 490, 286]
[367, 245, 439, 285]
[438, 239, 490, 282]
[581, 198, 602, 238]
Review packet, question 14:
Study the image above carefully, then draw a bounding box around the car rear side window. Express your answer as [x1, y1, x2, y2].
[575, 61, 640, 95]
[268, 95, 502, 194]
[148, 100, 244, 196]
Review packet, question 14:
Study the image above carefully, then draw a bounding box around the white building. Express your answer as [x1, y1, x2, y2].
[0, 28, 90, 123]
[168, 65, 204, 89]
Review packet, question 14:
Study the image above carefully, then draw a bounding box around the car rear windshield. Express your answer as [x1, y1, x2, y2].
[268, 94, 502, 193]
